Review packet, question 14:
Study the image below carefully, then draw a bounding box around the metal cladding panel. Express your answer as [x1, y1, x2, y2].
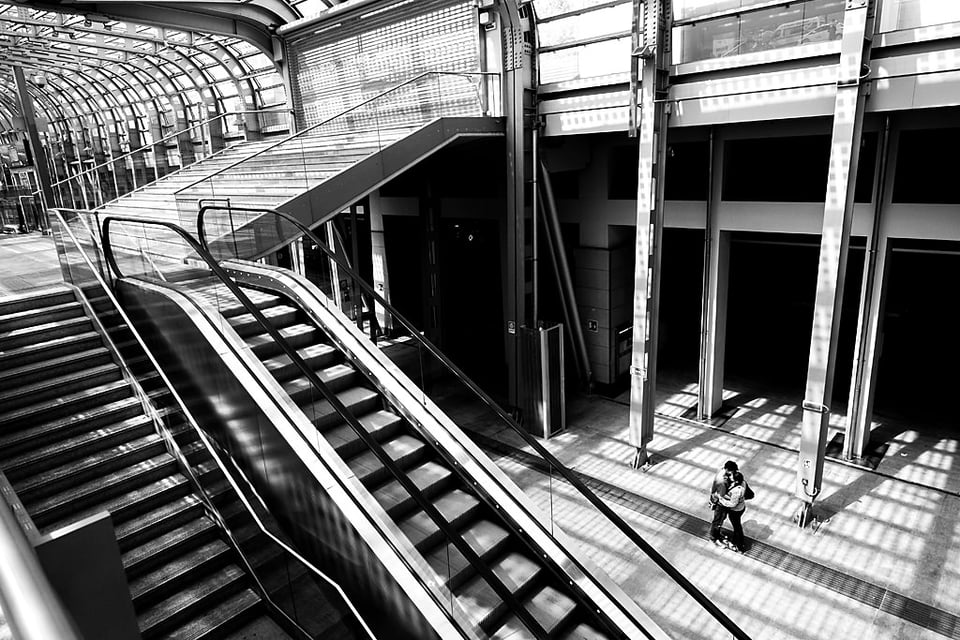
[286, 0, 481, 128]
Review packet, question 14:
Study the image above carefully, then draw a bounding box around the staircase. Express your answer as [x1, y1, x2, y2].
[96, 115, 502, 238]
[0, 285, 300, 639]
[171, 273, 616, 640]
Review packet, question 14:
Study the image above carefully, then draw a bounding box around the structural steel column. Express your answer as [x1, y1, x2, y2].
[844, 118, 892, 459]
[697, 130, 730, 420]
[628, 0, 670, 468]
[499, 0, 526, 408]
[796, 0, 873, 526]
[12, 66, 55, 214]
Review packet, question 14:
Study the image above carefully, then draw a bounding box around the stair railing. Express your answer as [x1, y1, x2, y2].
[172, 71, 500, 209]
[0, 473, 80, 640]
[50, 108, 293, 211]
[50, 208, 376, 640]
[197, 205, 753, 640]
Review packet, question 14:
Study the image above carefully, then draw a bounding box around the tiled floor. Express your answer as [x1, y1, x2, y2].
[3, 234, 958, 639]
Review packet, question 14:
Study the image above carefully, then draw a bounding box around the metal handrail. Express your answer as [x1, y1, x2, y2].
[197, 205, 752, 640]
[50, 108, 292, 190]
[101, 215, 518, 639]
[0, 484, 80, 640]
[50, 208, 374, 640]
[174, 71, 499, 195]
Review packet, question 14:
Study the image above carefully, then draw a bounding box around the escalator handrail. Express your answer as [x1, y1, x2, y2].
[196, 204, 752, 640]
[102, 215, 553, 640]
[50, 208, 376, 639]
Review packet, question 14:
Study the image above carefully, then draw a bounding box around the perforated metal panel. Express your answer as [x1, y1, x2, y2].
[286, 0, 481, 128]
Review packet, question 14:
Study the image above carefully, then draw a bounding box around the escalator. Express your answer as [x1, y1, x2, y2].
[101, 216, 668, 640]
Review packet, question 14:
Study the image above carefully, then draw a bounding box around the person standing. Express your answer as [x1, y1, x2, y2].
[718, 471, 747, 552]
[709, 461, 737, 547]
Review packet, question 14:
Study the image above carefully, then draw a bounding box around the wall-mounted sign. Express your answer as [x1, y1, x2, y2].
[586, 319, 599, 332]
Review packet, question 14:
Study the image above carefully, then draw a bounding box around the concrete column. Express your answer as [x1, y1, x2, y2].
[796, 0, 872, 526]
[628, 0, 669, 468]
[369, 192, 394, 333]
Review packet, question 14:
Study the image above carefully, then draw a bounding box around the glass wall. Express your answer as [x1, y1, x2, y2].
[673, 0, 844, 64]
[534, 0, 632, 85]
[879, 0, 960, 32]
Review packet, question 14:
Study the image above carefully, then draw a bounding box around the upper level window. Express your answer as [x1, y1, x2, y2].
[879, 0, 960, 32]
[672, 0, 843, 64]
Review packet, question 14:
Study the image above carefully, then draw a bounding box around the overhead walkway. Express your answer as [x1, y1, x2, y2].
[92, 72, 503, 239]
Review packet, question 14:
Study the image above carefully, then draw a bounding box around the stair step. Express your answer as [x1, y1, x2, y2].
[0, 331, 104, 369]
[163, 587, 264, 640]
[129, 537, 233, 608]
[27, 456, 180, 531]
[399, 489, 482, 551]
[372, 461, 455, 519]
[347, 434, 429, 487]
[0, 300, 84, 333]
[123, 516, 220, 578]
[14, 434, 167, 503]
[0, 315, 91, 349]
[0, 378, 133, 432]
[0, 346, 113, 389]
[0, 287, 75, 316]
[0, 362, 122, 412]
[137, 563, 249, 639]
[114, 493, 206, 552]
[1, 413, 157, 482]
[0, 395, 146, 458]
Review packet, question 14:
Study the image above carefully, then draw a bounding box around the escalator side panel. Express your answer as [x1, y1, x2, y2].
[114, 277, 476, 640]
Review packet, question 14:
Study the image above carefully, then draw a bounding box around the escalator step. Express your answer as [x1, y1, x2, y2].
[496, 585, 578, 638]
[373, 461, 454, 518]
[348, 434, 428, 487]
[325, 410, 404, 458]
[248, 323, 325, 356]
[262, 342, 339, 382]
[228, 305, 300, 337]
[426, 520, 513, 590]
[399, 489, 482, 551]
[284, 363, 358, 399]
[301, 386, 380, 431]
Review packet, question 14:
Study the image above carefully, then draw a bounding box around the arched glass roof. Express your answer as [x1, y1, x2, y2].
[0, 0, 347, 144]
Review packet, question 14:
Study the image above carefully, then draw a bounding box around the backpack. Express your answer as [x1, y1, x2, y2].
[743, 483, 755, 501]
